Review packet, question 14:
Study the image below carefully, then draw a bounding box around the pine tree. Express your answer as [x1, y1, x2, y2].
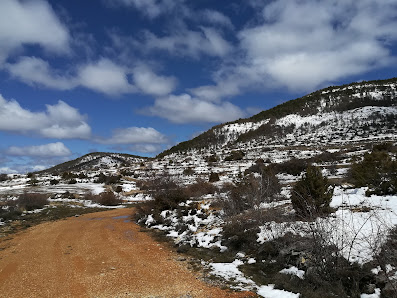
[291, 165, 333, 218]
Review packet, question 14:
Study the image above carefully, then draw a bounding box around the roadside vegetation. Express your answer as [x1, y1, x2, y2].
[135, 143, 397, 297]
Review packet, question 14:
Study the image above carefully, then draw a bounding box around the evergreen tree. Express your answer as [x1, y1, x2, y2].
[291, 165, 333, 218]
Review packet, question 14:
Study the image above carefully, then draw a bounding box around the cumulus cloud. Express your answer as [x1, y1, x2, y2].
[189, 80, 241, 102]
[0, 94, 91, 139]
[96, 127, 167, 144]
[77, 58, 136, 96]
[6, 56, 76, 90]
[193, 0, 397, 97]
[7, 142, 72, 157]
[133, 65, 177, 96]
[6, 57, 177, 96]
[143, 93, 245, 123]
[0, 0, 70, 62]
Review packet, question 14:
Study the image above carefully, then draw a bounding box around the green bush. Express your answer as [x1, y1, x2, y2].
[95, 173, 121, 185]
[291, 166, 333, 218]
[50, 179, 59, 185]
[224, 150, 245, 161]
[209, 172, 220, 182]
[271, 158, 308, 176]
[183, 167, 195, 175]
[349, 151, 397, 195]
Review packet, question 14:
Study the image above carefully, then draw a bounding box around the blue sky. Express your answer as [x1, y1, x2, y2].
[0, 0, 396, 173]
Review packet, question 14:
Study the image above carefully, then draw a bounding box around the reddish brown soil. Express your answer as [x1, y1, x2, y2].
[0, 208, 256, 297]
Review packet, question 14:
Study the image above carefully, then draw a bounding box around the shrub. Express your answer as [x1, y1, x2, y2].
[349, 151, 397, 195]
[223, 213, 261, 251]
[224, 150, 245, 161]
[17, 192, 48, 211]
[206, 154, 218, 163]
[29, 178, 39, 186]
[183, 167, 195, 175]
[0, 174, 8, 182]
[271, 158, 308, 176]
[91, 190, 122, 206]
[223, 169, 281, 216]
[68, 179, 77, 184]
[244, 160, 267, 175]
[185, 179, 217, 197]
[62, 172, 78, 180]
[50, 179, 59, 185]
[291, 166, 333, 218]
[209, 172, 220, 182]
[78, 173, 87, 179]
[135, 176, 189, 221]
[95, 173, 121, 184]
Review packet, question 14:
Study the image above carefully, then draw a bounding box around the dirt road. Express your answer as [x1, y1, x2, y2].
[0, 208, 253, 297]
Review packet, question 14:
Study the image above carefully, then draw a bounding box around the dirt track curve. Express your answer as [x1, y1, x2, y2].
[0, 208, 254, 297]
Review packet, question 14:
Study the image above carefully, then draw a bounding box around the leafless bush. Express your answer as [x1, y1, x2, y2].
[185, 179, 217, 198]
[84, 190, 122, 206]
[222, 171, 281, 217]
[17, 192, 48, 211]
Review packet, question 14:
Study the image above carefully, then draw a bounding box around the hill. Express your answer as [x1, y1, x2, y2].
[158, 77, 397, 158]
[37, 152, 147, 174]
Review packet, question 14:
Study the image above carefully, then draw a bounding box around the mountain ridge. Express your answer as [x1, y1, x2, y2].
[37, 152, 147, 174]
[158, 77, 397, 158]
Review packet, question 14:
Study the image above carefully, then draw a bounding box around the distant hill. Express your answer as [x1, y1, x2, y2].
[37, 152, 147, 174]
[158, 77, 397, 157]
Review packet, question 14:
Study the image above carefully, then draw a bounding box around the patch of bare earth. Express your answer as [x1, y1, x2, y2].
[0, 208, 256, 297]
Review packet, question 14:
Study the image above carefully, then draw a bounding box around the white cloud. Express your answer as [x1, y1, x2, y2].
[0, 94, 91, 139]
[0, 0, 70, 62]
[97, 127, 167, 144]
[193, 0, 397, 97]
[6, 56, 76, 90]
[144, 93, 245, 124]
[0, 167, 18, 174]
[7, 142, 72, 157]
[133, 65, 177, 96]
[104, 0, 180, 19]
[77, 58, 136, 96]
[189, 80, 241, 102]
[200, 9, 234, 29]
[6, 57, 177, 96]
[142, 27, 232, 58]
[130, 144, 162, 153]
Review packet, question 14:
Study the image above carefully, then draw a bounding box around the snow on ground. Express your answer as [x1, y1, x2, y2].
[256, 284, 300, 298]
[257, 187, 397, 264]
[49, 197, 125, 209]
[360, 288, 381, 298]
[209, 259, 300, 297]
[279, 266, 305, 279]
